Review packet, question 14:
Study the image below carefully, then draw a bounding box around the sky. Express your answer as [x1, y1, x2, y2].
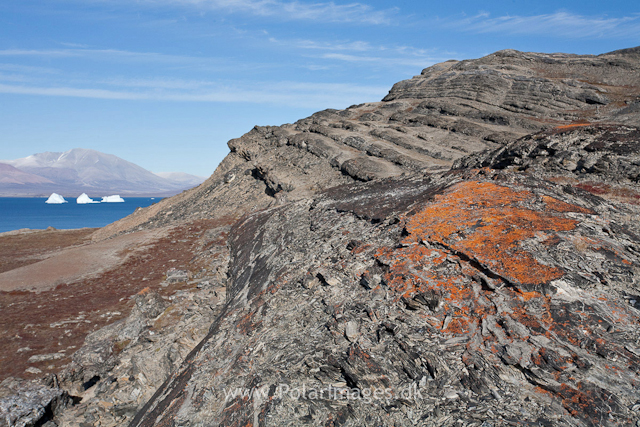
[0, 1, 638, 177]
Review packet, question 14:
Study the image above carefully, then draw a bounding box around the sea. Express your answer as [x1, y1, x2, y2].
[0, 197, 160, 233]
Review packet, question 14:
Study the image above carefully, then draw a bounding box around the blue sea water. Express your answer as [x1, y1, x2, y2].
[0, 197, 161, 233]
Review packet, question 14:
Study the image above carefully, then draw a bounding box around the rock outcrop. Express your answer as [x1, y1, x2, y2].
[4, 47, 640, 427]
[0, 376, 75, 427]
[455, 124, 640, 209]
[94, 47, 640, 239]
[127, 168, 640, 427]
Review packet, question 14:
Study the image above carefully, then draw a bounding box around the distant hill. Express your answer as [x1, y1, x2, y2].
[0, 148, 205, 197]
[0, 163, 54, 185]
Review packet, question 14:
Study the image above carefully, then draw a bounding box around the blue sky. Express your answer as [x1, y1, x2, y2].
[0, 1, 638, 176]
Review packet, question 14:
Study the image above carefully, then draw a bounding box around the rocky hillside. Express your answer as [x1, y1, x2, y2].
[94, 47, 640, 239]
[455, 124, 640, 206]
[2, 47, 640, 427]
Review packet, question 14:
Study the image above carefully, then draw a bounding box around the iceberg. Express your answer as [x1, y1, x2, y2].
[77, 193, 100, 204]
[45, 193, 67, 204]
[101, 195, 125, 203]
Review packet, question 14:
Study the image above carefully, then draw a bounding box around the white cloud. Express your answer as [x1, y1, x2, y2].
[99, 77, 217, 90]
[0, 49, 79, 58]
[0, 48, 214, 64]
[0, 48, 244, 74]
[0, 63, 61, 75]
[322, 53, 378, 62]
[320, 52, 442, 68]
[0, 83, 145, 100]
[113, 0, 395, 24]
[0, 80, 389, 108]
[268, 36, 449, 68]
[270, 37, 373, 51]
[0, 73, 34, 83]
[59, 42, 91, 48]
[451, 11, 640, 39]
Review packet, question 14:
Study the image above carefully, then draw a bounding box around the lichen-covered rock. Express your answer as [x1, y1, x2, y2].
[129, 169, 640, 427]
[455, 124, 640, 211]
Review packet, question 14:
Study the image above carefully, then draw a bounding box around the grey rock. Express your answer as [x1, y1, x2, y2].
[344, 321, 360, 342]
[130, 169, 640, 427]
[0, 377, 72, 427]
[133, 291, 167, 319]
[164, 268, 188, 283]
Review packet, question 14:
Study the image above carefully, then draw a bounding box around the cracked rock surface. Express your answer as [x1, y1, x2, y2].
[455, 124, 640, 209]
[130, 169, 640, 426]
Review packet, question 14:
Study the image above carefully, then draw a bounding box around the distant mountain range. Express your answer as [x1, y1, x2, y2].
[0, 148, 207, 197]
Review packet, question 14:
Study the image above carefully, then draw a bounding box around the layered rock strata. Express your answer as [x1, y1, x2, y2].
[94, 47, 640, 239]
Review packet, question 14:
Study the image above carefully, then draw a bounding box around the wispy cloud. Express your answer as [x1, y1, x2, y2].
[0, 73, 34, 84]
[0, 80, 388, 108]
[322, 53, 378, 62]
[268, 36, 449, 68]
[450, 11, 640, 39]
[320, 52, 437, 67]
[0, 83, 145, 100]
[0, 48, 217, 64]
[59, 42, 91, 48]
[107, 0, 395, 24]
[99, 77, 217, 90]
[0, 48, 248, 75]
[0, 63, 62, 75]
[269, 37, 373, 51]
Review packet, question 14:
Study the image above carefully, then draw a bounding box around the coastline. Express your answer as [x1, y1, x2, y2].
[0, 197, 160, 233]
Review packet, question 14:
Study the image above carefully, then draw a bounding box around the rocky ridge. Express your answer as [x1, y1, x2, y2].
[2, 47, 640, 427]
[94, 47, 640, 239]
[455, 124, 640, 208]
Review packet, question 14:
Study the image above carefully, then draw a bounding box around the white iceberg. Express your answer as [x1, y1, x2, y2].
[101, 195, 125, 203]
[45, 193, 67, 204]
[77, 193, 99, 204]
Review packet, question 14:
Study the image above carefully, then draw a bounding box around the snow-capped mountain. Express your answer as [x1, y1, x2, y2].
[0, 148, 206, 196]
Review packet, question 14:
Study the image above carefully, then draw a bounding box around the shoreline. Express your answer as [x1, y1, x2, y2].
[0, 197, 162, 234]
[0, 195, 163, 198]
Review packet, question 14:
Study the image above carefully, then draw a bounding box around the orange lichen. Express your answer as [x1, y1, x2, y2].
[541, 195, 593, 215]
[365, 179, 639, 426]
[518, 290, 542, 301]
[373, 180, 601, 343]
[445, 317, 472, 334]
[554, 123, 590, 130]
[404, 181, 581, 285]
[534, 386, 553, 396]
